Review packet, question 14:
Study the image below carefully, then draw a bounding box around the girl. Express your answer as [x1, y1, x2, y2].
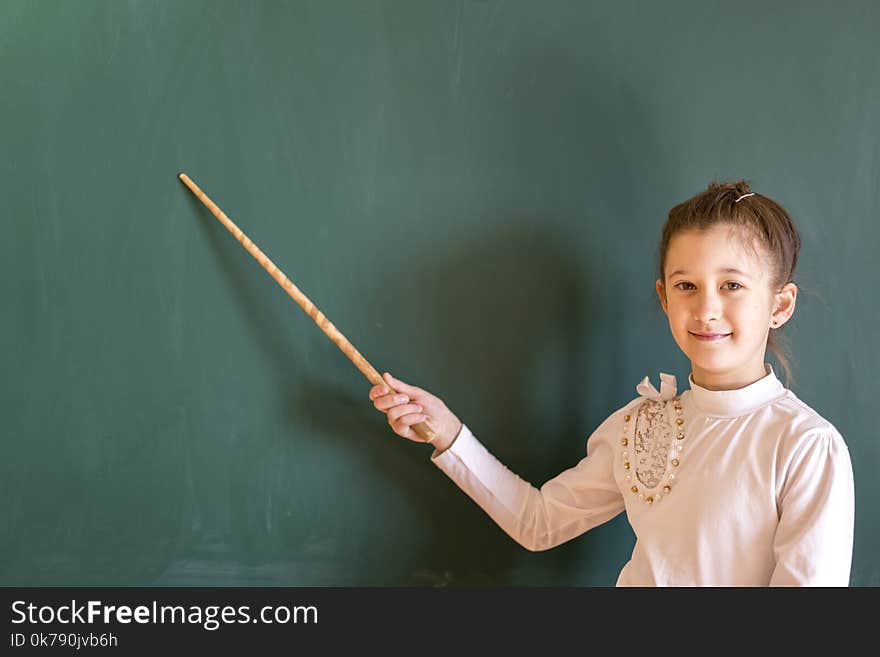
[368, 180, 855, 586]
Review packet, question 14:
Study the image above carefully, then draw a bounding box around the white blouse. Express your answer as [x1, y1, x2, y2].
[431, 364, 855, 586]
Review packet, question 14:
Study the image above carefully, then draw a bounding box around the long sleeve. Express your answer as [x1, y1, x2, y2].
[769, 430, 855, 586]
[430, 410, 627, 552]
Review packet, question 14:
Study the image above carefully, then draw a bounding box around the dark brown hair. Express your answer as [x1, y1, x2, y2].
[657, 180, 801, 386]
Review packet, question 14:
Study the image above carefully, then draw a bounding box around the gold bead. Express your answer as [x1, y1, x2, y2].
[624, 414, 630, 422]
[631, 485, 638, 493]
[646, 496, 654, 504]
[673, 396, 680, 402]
[621, 438, 628, 446]
[663, 485, 671, 493]
[676, 418, 683, 426]
[677, 433, 684, 440]
[671, 458, 679, 467]
[623, 462, 630, 469]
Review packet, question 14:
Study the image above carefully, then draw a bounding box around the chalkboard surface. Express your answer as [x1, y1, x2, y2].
[2, 1, 877, 586]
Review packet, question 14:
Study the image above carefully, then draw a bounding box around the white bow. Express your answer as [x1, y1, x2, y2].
[636, 372, 678, 401]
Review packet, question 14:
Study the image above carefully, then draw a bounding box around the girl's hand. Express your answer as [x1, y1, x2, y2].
[369, 372, 462, 451]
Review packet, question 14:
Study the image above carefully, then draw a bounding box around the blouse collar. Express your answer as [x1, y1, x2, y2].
[687, 363, 787, 418]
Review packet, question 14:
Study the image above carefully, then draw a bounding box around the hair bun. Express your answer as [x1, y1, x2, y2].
[734, 180, 753, 195]
[704, 179, 753, 203]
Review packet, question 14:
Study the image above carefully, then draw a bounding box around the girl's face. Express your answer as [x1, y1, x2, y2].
[656, 224, 797, 391]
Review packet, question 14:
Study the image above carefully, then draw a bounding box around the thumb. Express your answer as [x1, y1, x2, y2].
[383, 372, 420, 395]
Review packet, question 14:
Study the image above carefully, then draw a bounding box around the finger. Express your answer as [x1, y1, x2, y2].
[369, 384, 389, 401]
[392, 413, 429, 436]
[383, 372, 423, 396]
[374, 393, 411, 411]
[387, 403, 423, 423]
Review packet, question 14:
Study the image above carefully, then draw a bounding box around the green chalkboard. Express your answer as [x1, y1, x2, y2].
[2, 0, 877, 586]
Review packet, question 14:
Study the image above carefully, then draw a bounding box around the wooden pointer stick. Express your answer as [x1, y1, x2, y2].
[178, 172, 437, 443]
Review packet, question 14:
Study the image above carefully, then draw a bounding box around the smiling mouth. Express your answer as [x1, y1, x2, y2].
[689, 332, 732, 342]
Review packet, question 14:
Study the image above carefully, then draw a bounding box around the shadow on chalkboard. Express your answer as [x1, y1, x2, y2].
[182, 204, 633, 585]
[289, 223, 587, 584]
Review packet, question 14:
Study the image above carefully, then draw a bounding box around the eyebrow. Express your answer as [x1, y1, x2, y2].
[668, 268, 752, 278]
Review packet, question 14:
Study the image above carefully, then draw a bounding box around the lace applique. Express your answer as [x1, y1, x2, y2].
[620, 373, 686, 505]
[634, 400, 673, 489]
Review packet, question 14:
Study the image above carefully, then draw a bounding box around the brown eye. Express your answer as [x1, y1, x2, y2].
[725, 282, 743, 290]
[675, 282, 695, 291]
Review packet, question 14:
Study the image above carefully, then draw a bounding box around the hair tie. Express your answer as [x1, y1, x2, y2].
[734, 192, 755, 203]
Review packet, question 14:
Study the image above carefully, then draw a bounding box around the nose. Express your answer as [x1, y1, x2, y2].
[691, 289, 723, 324]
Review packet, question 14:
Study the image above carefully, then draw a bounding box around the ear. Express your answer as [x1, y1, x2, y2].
[770, 282, 797, 328]
[656, 278, 668, 315]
